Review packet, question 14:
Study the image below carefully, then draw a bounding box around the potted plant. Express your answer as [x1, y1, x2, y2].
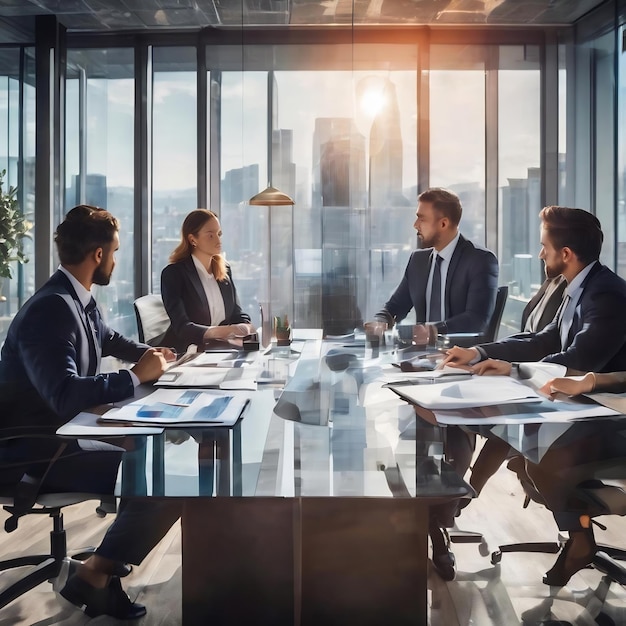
[273, 314, 291, 346]
[0, 169, 31, 301]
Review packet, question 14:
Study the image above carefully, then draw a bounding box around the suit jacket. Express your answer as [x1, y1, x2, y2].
[521, 276, 567, 333]
[160, 256, 251, 354]
[480, 262, 626, 372]
[0, 270, 149, 430]
[376, 234, 499, 334]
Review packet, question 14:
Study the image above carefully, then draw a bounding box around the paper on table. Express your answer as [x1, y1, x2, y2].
[155, 367, 229, 388]
[585, 391, 626, 415]
[434, 398, 620, 425]
[380, 366, 472, 385]
[57, 411, 164, 436]
[387, 375, 543, 410]
[99, 388, 251, 426]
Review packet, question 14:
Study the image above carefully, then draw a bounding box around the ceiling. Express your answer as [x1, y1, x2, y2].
[0, 0, 612, 34]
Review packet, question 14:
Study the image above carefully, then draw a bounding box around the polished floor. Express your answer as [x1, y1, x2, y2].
[1, 448, 626, 625]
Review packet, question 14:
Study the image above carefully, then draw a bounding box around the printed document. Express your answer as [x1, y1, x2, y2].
[99, 388, 251, 427]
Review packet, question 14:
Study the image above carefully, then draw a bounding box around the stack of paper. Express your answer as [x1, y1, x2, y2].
[387, 376, 543, 410]
[99, 388, 251, 427]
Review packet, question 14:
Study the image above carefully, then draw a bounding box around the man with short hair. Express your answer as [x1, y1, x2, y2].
[0, 205, 179, 620]
[442, 206, 626, 374]
[375, 187, 499, 344]
[373, 187, 499, 582]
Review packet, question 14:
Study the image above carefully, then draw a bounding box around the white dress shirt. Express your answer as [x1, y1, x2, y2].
[425, 232, 460, 322]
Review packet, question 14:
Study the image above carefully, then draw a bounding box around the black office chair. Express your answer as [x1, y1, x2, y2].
[133, 293, 170, 346]
[0, 432, 107, 610]
[491, 473, 626, 569]
[444, 285, 509, 347]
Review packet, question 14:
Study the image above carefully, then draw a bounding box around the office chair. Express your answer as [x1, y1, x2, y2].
[443, 285, 509, 347]
[0, 431, 107, 610]
[489, 469, 626, 625]
[133, 293, 170, 345]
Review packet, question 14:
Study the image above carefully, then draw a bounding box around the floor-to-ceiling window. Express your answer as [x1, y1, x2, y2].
[0, 47, 35, 343]
[151, 46, 198, 293]
[65, 48, 136, 336]
[619, 23, 626, 276]
[216, 40, 418, 334]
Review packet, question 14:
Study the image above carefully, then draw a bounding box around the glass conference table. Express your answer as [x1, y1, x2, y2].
[111, 337, 471, 626]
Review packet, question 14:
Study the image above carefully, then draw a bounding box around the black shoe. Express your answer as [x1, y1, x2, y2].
[68, 555, 133, 578]
[430, 526, 456, 582]
[60, 574, 146, 620]
[543, 528, 596, 587]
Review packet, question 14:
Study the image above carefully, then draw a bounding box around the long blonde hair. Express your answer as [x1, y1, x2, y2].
[169, 209, 227, 281]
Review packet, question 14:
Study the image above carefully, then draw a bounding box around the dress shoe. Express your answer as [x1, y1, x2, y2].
[60, 573, 146, 620]
[68, 555, 132, 578]
[430, 525, 456, 581]
[543, 528, 596, 586]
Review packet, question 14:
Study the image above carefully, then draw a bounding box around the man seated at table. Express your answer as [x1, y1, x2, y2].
[371, 187, 499, 581]
[0, 205, 180, 620]
[441, 206, 626, 376]
[440, 206, 626, 578]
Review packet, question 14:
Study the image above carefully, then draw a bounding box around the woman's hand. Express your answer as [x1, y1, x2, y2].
[471, 359, 512, 376]
[539, 373, 596, 400]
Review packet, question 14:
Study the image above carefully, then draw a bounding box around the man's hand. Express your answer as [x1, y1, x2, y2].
[204, 323, 256, 341]
[155, 347, 177, 362]
[538, 373, 595, 400]
[131, 348, 168, 383]
[439, 345, 479, 368]
[470, 358, 512, 376]
[410, 323, 437, 347]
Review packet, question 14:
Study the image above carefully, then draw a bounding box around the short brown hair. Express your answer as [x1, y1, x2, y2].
[55, 205, 119, 265]
[540, 206, 603, 265]
[418, 188, 462, 225]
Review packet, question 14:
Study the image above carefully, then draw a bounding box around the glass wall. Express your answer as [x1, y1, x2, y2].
[65, 48, 136, 336]
[498, 45, 541, 300]
[616, 26, 626, 277]
[3, 16, 626, 346]
[0, 47, 36, 344]
[218, 42, 418, 335]
[151, 46, 198, 292]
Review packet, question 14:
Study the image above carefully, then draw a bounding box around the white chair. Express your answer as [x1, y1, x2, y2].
[133, 294, 170, 345]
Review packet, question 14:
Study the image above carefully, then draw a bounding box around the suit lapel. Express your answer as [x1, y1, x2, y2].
[444, 235, 469, 305]
[184, 256, 211, 322]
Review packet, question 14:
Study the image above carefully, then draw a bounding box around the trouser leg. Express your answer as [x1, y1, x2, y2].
[95, 498, 181, 565]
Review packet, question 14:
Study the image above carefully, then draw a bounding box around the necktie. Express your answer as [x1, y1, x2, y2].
[84, 297, 101, 375]
[558, 293, 573, 350]
[428, 254, 443, 322]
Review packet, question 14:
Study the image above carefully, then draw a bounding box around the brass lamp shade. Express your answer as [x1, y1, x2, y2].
[248, 185, 294, 206]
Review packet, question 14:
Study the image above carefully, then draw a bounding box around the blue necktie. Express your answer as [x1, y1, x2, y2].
[428, 254, 443, 322]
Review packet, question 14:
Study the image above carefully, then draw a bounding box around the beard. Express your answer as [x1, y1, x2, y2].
[93, 264, 112, 286]
[544, 259, 566, 279]
[418, 232, 439, 249]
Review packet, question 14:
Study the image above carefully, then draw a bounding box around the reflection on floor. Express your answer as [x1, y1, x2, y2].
[1, 455, 626, 625]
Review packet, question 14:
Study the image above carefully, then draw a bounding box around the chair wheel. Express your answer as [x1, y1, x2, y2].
[95, 507, 107, 518]
[491, 550, 502, 564]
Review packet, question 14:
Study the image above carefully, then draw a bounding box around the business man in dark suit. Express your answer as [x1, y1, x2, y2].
[373, 187, 499, 582]
[443, 206, 626, 374]
[161, 209, 254, 354]
[0, 205, 180, 619]
[375, 188, 499, 344]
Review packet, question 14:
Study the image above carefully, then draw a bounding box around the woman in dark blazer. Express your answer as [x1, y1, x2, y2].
[161, 209, 254, 354]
